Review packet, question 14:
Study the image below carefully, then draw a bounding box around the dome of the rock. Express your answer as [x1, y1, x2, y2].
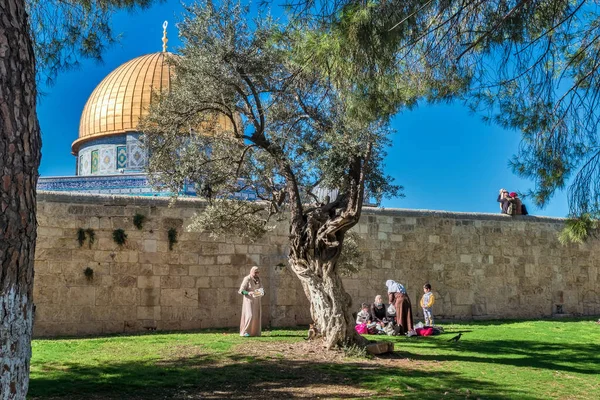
[70, 51, 176, 176]
[72, 52, 174, 154]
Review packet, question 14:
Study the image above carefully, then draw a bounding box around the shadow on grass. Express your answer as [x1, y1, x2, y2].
[396, 338, 600, 375]
[29, 353, 530, 400]
[437, 317, 600, 326]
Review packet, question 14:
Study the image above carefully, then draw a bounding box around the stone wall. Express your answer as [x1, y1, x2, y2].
[33, 192, 600, 337]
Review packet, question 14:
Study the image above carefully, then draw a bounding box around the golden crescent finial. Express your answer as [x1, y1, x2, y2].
[162, 21, 168, 52]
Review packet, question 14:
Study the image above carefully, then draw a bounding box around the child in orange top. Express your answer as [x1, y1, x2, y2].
[420, 283, 435, 326]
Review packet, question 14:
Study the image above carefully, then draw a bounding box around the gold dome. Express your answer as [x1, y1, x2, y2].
[72, 52, 174, 154]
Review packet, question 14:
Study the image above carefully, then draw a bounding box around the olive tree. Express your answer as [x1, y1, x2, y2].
[142, 0, 400, 348]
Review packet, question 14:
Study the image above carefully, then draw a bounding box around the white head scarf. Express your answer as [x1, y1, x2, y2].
[374, 295, 383, 305]
[250, 266, 260, 283]
[386, 279, 406, 294]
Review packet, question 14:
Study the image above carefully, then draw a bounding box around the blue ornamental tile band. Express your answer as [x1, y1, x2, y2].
[99, 147, 116, 174]
[91, 150, 99, 174]
[116, 146, 127, 169]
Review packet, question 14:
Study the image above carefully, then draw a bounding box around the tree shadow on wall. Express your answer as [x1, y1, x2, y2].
[29, 353, 529, 400]
[395, 338, 600, 375]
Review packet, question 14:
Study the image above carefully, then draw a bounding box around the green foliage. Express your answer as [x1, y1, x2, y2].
[83, 267, 94, 280]
[187, 200, 275, 242]
[77, 228, 95, 248]
[142, 0, 401, 243]
[133, 213, 146, 230]
[27, 0, 158, 85]
[341, 342, 371, 359]
[167, 228, 178, 251]
[558, 214, 598, 245]
[85, 228, 95, 249]
[295, 1, 600, 219]
[76, 228, 86, 247]
[112, 229, 127, 246]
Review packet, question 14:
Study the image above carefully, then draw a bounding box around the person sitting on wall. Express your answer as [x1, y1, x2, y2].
[497, 188, 514, 214]
[509, 192, 528, 215]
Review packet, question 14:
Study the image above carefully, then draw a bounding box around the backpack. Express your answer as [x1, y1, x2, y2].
[521, 204, 528, 215]
[507, 200, 517, 216]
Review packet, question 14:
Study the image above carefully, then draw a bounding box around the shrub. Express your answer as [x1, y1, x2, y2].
[112, 229, 127, 246]
[167, 228, 178, 251]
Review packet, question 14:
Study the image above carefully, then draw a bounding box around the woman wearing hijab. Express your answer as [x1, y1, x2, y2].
[238, 266, 263, 337]
[385, 279, 414, 335]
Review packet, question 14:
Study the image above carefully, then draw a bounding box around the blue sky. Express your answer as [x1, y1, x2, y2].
[36, 0, 570, 217]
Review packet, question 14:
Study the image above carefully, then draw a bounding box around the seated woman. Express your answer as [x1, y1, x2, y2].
[370, 295, 387, 324]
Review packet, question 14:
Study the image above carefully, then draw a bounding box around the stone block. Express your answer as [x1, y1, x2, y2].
[160, 288, 183, 306]
[152, 264, 169, 276]
[34, 285, 68, 304]
[110, 287, 139, 306]
[143, 239, 157, 253]
[218, 243, 235, 254]
[169, 265, 189, 276]
[198, 256, 216, 265]
[139, 252, 169, 264]
[199, 289, 218, 307]
[161, 276, 181, 289]
[180, 252, 199, 265]
[231, 253, 251, 265]
[137, 306, 161, 320]
[113, 275, 138, 287]
[140, 288, 161, 306]
[181, 288, 199, 307]
[77, 322, 103, 336]
[389, 234, 403, 242]
[138, 276, 161, 288]
[181, 276, 196, 288]
[217, 255, 232, 264]
[162, 218, 183, 230]
[95, 287, 111, 305]
[67, 287, 95, 306]
[453, 291, 474, 306]
[196, 277, 210, 288]
[366, 342, 394, 355]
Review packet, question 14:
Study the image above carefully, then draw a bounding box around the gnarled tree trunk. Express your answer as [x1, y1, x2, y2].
[292, 258, 366, 349]
[288, 203, 368, 349]
[0, 0, 41, 399]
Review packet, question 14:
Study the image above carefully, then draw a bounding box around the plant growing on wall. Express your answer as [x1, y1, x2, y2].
[167, 228, 178, 251]
[112, 229, 127, 246]
[133, 213, 146, 230]
[77, 228, 96, 248]
[85, 228, 95, 249]
[76, 228, 86, 247]
[83, 267, 94, 281]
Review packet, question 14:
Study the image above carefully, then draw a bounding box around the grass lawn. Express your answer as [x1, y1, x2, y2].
[29, 319, 600, 399]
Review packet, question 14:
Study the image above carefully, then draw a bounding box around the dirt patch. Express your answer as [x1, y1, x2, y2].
[234, 339, 347, 362]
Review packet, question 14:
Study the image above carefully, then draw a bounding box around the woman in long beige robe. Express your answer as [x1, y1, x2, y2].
[238, 266, 263, 337]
